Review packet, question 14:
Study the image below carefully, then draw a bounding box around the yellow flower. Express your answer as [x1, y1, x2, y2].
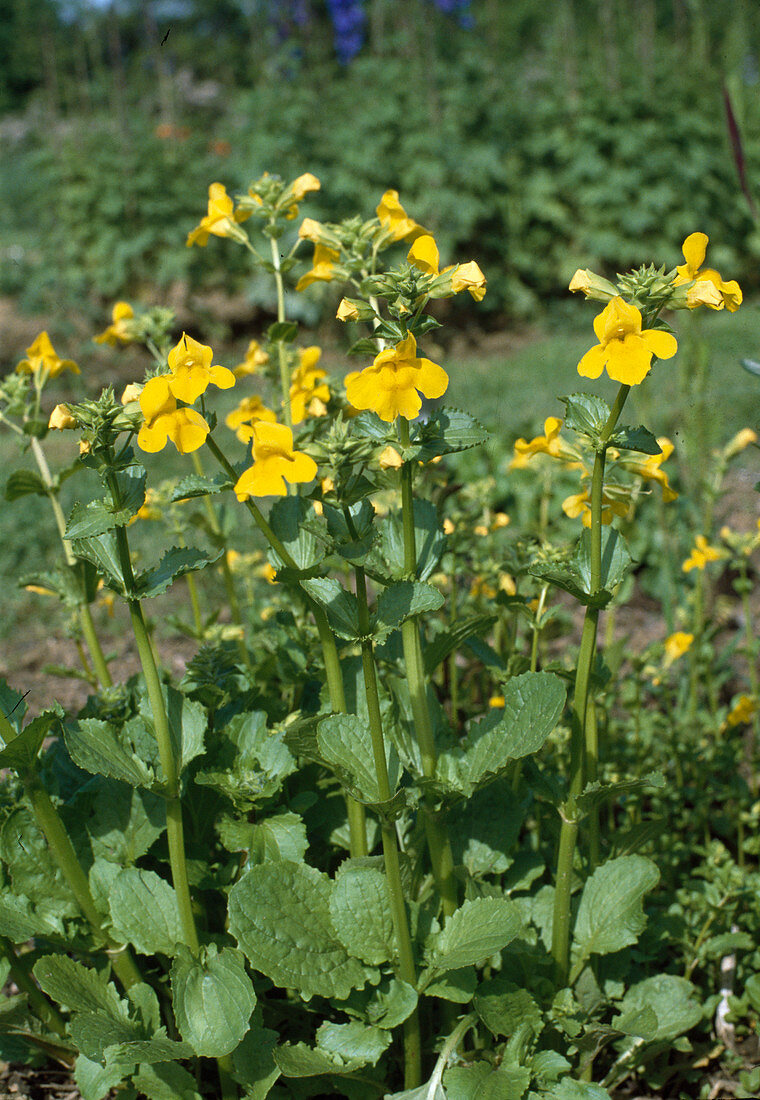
[682, 534, 726, 572]
[166, 333, 236, 404]
[137, 376, 210, 455]
[470, 576, 496, 599]
[344, 332, 448, 422]
[443, 518, 455, 535]
[225, 395, 277, 443]
[25, 583, 56, 597]
[562, 488, 628, 527]
[48, 404, 77, 430]
[489, 695, 506, 708]
[492, 512, 510, 530]
[407, 235, 440, 275]
[336, 298, 360, 322]
[724, 694, 758, 728]
[498, 572, 516, 595]
[133, 488, 163, 522]
[296, 243, 341, 292]
[376, 190, 427, 243]
[121, 383, 142, 404]
[474, 524, 489, 537]
[16, 332, 79, 380]
[578, 298, 677, 386]
[568, 269, 618, 302]
[686, 281, 723, 309]
[285, 172, 321, 204]
[233, 340, 269, 378]
[451, 261, 487, 301]
[233, 422, 318, 499]
[724, 427, 758, 460]
[378, 445, 403, 470]
[94, 302, 135, 346]
[186, 183, 247, 247]
[289, 347, 330, 424]
[626, 437, 678, 502]
[674, 232, 742, 312]
[663, 631, 693, 667]
[511, 417, 565, 467]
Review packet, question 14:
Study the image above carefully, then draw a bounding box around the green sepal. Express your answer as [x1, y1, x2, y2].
[529, 528, 632, 608]
[4, 469, 48, 501]
[171, 473, 233, 501]
[135, 546, 224, 599]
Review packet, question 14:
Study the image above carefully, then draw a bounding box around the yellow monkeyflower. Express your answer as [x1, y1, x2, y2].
[407, 235, 440, 275]
[296, 243, 341, 292]
[568, 269, 618, 302]
[287, 172, 321, 203]
[137, 376, 210, 455]
[289, 347, 330, 424]
[474, 524, 489, 537]
[336, 298, 360, 322]
[378, 445, 403, 470]
[724, 694, 758, 728]
[674, 232, 742, 312]
[166, 333, 236, 404]
[578, 297, 677, 386]
[233, 422, 318, 499]
[511, 417, 565, 467]
[95, 302, 135, 346]
[344, 332, 448, 422]
[562, 487, 628, 527]
[492, 512, 510, 530]
[233, 340, 269, 379]
[121, 383, 142, 404]
[48, 404, 77, 430]
[16, 332, 79, 380]
[186, 183, 247, 247]
[625, 437, 678, 502]
[682, 534, 726, 572]
[451, 261, 487, 301]
[489, 695, 506, 708]
[376, 190, 427, 243]
[225, 395, 277, 443]
[724, 427, 758, 460]
[663, 631, 694, 667]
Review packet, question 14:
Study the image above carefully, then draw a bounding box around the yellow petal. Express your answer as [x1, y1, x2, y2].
[577, 344, 606, 380]
[605, 334, 652, 385]
[139, 376, 174, 421]
[137, 419, 170, 452]
[641, 329, 677, 361]
[407, 235, 440, 275]
[168, 408, 210, 454]
[415, 357, 449, 400]
[681, 232, 708, 274]
[209, 364, 236, 390]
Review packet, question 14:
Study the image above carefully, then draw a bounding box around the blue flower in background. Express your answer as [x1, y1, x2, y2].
[326, 0, 367, 64]
[431, 0, 474, 29]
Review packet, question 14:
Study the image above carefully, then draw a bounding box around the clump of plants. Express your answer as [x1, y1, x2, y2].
[0, 174, 757, 1100]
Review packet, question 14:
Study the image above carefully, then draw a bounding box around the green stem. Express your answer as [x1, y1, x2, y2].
[0, 936, 67, 1035]
[551, 383, 629, 986]
[23, 775, 142, 990]
[206, 433, 368, 856]
[30, 436, 112, 688]
[397, 419, 459, 919]
[269, 233, 292, 427]
[185, 572, 204, 636]
[354, 562, 421, 1088]
[106, 472, 199, 955]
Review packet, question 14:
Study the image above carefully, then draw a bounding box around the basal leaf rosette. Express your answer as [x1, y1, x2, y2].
[577, 297, 677, 386]
[345, 333, 448, 422]
[234, 422, 318, 499]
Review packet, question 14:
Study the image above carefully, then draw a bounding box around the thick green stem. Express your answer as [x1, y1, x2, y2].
[24, 776, 142, 989]
[0, 936, 67, 1034]
[30, 436, 112, 688]
[355, 565, 421, 1088]
[107, 473, 199, 955]
[269, 234, 292, 427]
[397, 419, 459, 919]
[551, 384, 629, 986]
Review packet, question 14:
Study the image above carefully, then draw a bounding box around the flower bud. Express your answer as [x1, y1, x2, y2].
[568, 269, 618, 302]
[121, 383, 142, 404]
[378, 445, 403, 470]
[48, 404, 77, 430]
[724, 427, 758, 459]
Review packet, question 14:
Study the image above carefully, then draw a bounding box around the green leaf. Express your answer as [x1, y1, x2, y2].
[424, 897, 522, 974]
[561, 392, 611, 439]
[131, 1062, 203, 1100]
[231, 1023, 280, 1100]
[530, 528, 632, 608]
[88, 782, 165, 864]
[375, 581, 444, 636]
[450, 783, 528, 876]
[4, 469, 47, 501]
[268, 321, 298, 343]
[443, 1062, 492, 1099]
[64, 718, 155, 788]
[408, 407, 489, 461]
[572, 856, 660, 970]
[218, 812, 308, 866]
[350, 411, 390, 440]
[34, 955, 127, 1018]
[366, 979, 418, 1029]
[0, 680, 27, 732]
[65, 472, 145, 537]
[316, 1020, 391, 1066]
[330, 866, 396, 965]
[547, 1081, 612, 1100]
[1, 807, 79, 920]
[0, 709, 60, 772]
[317, 714, 401, 807]
[438, 672, 566, 796]
[577, 772, 665, 813]
[268, 496, 325, 572]
[615, 974, 702, 1044]
[381, 499, 445, 581]
[301, 577, 361, 639]
[229, 862, 370, 1000]
[75, 1054, 130, 1100]
[171, 944, 256, 1057]
[609, 425, 661, 454]
[473, 980, 543, 1038]
[274, 1043, 363, 1078]
[108, 868, 182, 955]
[70, 531, 125, 594]
[0, 891, 65, 942]
[171, 473, 232, 501]
[138, 685, 206, 776]
[195, 711, 295, 809]
[423, 967, 478, 1003]
[105, 1031, 193, 1066]
[135, 546, 223, 599]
